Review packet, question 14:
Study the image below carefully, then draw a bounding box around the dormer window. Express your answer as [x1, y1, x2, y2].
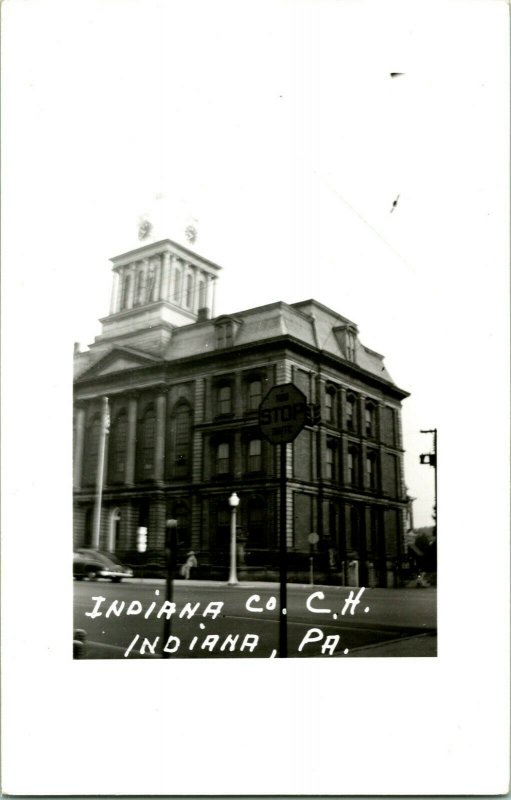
[345, 328, 356, 361]
[216, 322, 233, 348]
[334, 324, 358, 362]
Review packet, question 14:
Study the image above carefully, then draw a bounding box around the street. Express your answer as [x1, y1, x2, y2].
[74, 579, 437, 658]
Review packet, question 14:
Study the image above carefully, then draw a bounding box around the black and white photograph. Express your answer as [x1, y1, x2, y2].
[2, 0, 509, 794]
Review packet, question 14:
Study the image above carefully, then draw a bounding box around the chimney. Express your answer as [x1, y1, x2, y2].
[197, 307, 210, 322]
[73, 342, 81, 355]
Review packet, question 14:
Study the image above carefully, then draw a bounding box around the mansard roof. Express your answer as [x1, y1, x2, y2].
[161, 298, 396, 384]
[74, 298, 405, 395]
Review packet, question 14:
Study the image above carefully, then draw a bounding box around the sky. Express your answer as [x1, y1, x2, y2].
[2, 1, 510, 794]
[3, 0, 509, 528]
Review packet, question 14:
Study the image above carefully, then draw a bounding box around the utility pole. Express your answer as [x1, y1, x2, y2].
[420, 429, 437, 539]
[92, 396, 110, 549]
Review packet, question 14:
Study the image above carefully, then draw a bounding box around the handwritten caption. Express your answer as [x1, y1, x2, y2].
[84, 587, 369, 657]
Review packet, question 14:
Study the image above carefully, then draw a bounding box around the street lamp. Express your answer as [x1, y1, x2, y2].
[228, 492, 240, 586]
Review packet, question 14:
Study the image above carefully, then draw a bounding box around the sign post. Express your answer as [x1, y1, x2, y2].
[259, 383, 307, 657]
[162, 519, 178, 659]
[308, 532, 319, 585]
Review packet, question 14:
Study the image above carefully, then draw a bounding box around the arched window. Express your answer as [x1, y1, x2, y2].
[326, 441, 336, 480]
[216, 442, 230, 475]
[248, 379, 262, 411]
[120, 272, 131, 310]
[346, 394, 356, 432]
[185, 274, 193, 307]
[134, 267, 146, 306]
[325, 387, 336, 424]
[172, 404, 192, 478]
[198, 280, 206, 308]
[347, 446, 359, 486]
[366, 451, 378, 490]
[109, 411, 128, 482]
[365, 402, 375, 437]
[138, 406, 156, 477]
[83, 413, 101, 485]
[173, 263, 182, 302]
[247, 438, 262, 472]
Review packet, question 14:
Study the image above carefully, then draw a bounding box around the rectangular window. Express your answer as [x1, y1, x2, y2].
[366, 453, 378, 490]
[325, 391, 334, 423]
[347, 448, 358, 486]
[218, 385, 232, 415]
[346, 396, 356, 431]
[248, 439, 262, 472]
[326, 445, 335, 480]
[216, 442, 230, 474]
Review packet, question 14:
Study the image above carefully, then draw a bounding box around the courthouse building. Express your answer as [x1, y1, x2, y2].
[73, 235, 410, 587]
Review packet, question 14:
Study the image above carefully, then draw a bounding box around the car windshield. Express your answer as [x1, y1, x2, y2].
[77, 550, 124, 567]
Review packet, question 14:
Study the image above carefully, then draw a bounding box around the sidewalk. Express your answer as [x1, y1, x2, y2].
[348, 633, 437, 657]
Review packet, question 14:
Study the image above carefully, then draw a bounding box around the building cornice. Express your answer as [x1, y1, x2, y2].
[110, 238, 222, 273]
[74, 333, 409, 401]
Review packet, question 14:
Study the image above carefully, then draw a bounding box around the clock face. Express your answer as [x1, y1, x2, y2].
[185, 225, 197, 244]
[138, 219, 152, 240]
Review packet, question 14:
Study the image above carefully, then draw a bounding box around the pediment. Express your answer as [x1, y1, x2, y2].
[75, 346, 161, 381]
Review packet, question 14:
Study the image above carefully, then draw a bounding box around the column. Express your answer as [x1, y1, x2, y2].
[155, 255, 163, 301]
[180, 262, 187, 306]
[339, 387, 347, 429]
[109, 271, 120, 314]
[358, 395, 366, 437]
[211, 275, 217, 317]
[233, 372, 242, 417]
[126, 394, 138, 485]
[73, 406, 86, 489]
[127, 263, 136, 308]
[234, 430, 243, 479]
[361, 441, 368, 489]
[162, 251, 171, 300]
[154, 390, 167, 482]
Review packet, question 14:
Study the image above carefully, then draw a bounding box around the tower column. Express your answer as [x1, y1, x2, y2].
[126, 394, 138, 485]
[153, 255, 162, 301]
[154, 391, 167, 482]
[109, 271, 120, 314]
[162, 251, 171, 300]
[73, 405, 86, 489]
[127, 263, 136, 309]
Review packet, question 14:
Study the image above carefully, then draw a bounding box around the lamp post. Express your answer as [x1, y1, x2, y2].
[228, 492, 240, 586]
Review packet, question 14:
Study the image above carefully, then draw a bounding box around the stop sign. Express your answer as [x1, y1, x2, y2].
[258, 383, 307, 444]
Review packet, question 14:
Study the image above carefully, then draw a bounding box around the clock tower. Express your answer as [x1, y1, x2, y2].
[93, 235, 221, 355]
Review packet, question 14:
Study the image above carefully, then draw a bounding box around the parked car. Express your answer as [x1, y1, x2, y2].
[73, 549, 133, 582]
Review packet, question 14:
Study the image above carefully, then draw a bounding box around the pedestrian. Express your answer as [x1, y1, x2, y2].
[180, 550, 197, 580]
